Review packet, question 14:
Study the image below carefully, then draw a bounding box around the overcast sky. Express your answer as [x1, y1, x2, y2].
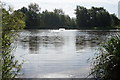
[3, 0, 120, 18]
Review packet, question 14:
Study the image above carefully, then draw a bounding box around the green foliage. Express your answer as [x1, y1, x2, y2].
[28, 3, 40, 13]
[17, 3, 120, 29]
[75, 6, 90, 29]
[91, 34, 120, 80]
[17, 3, 77, 29]
[111, 14, 120, 27]
[75, 6, 120, 29]
[1, 7, 25, 79]
[40, 9, 76, 29]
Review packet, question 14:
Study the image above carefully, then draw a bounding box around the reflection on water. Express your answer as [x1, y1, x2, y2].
[13, 30, 120, 78]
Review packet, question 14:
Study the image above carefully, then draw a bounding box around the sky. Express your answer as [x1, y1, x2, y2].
[2, 0, 120, 18]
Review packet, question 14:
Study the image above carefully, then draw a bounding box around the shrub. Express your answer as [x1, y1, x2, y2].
[1, 7, 25, 79]
[91, 34, 120, 80]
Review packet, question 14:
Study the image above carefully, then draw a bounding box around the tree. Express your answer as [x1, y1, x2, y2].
[18, 3, 41, 29]
[75, 6, 90, 29]
[17, 7, 28, 14]
[111, 14, 120, 26]
[94, 7, 111, 28]
[54, 9, 64, 15]
[28, 3, 40, 13]
[75, 6, 119, 29]
[2, 7, 25, 79]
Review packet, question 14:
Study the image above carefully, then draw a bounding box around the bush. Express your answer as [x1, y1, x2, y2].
[91, 34, 120, 80]
[1, 7, 25, 79]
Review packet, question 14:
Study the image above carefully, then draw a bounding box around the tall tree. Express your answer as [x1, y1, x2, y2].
[28, 3, 40, 13]
[111, 14, 120, 26]
[75, 6, 90, 29]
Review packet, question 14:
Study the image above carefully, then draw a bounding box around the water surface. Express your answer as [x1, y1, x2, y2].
[13, 30, 120, 78]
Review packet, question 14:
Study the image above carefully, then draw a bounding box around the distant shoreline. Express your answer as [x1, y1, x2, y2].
[23, 28, 120, 32]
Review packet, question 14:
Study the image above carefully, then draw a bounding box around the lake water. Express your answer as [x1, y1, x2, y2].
[13, 30, 120, 78]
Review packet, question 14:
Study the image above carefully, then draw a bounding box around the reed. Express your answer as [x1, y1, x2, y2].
[91, 33, 120, 80]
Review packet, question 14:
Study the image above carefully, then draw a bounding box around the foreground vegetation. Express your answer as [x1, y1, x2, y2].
[17, 3, 120, 29]
[1, 5, 25, 79]
[91, 34, 120, 80]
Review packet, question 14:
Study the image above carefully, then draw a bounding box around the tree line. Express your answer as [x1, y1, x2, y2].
[75, 6, 120, 29]
[17, 3, 120, 29]
[17, 3, 76, 29]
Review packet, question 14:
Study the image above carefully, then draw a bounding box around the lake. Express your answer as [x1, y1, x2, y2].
[13, 29, 120, 78]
